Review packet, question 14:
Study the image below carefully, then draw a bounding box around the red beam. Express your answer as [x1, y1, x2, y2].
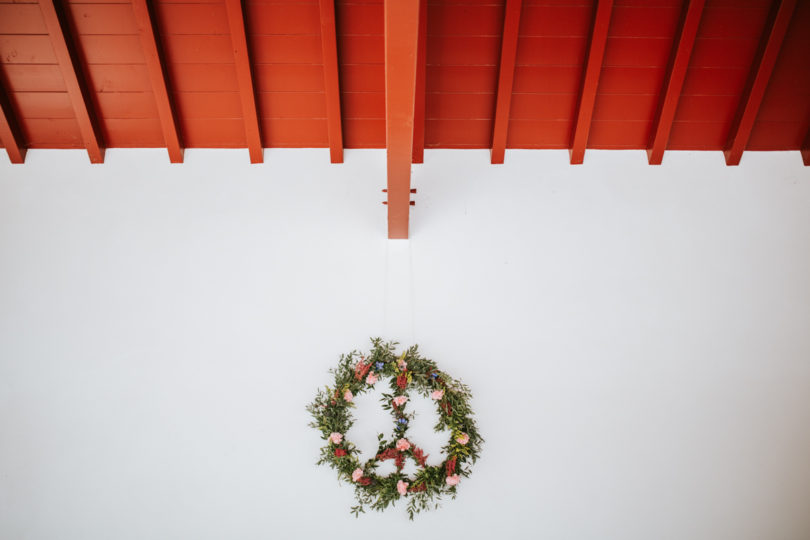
[569, 0, 613, 165]
[412, 0, 426, 164]
[491, 0, 522, 164]
[132, 0, 183, 163]
[724, 0, 797, 166]
[224, 0, 263, 163]
[319, 0, 344, 163]
[0, 80, 26, 163]
[39, 0, 104, 163]
[385, 0, 420, 239]
[802, 127, 810, 166]
[647, 0, 705, 165]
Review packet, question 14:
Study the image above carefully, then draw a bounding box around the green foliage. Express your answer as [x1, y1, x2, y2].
[307, 338, 484, 519]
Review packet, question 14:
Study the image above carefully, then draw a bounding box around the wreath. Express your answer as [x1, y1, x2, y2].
[307, 338, 483, 518]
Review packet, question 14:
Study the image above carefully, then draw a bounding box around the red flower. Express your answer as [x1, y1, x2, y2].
[358, 477, 372, 486]
[445, 456, 457, 476]
[395, 452, 405, 470]
[355, 361, 371, 381]
[442, 401, 453, 417]
[334, 448, 347, 457]
[412, 447, 428, 467]
[377, 448, 398, 461]
[409, 482, 426, 493]
[396, 373, 408, 388]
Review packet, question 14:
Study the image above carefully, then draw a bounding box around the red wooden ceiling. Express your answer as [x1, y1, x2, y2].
[1, 0, 809, 164]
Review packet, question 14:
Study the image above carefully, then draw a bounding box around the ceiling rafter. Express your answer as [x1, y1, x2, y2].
[412, 0, 427, 164]
[490, 0, 522, 165]
[132, 0, 183, 163]
[570, 0, 613, 165]
[0, 77, 26, 164]
[224, 0, 263, 164]
[724, 0, 797, 166]
[384, 0, 420, 239]
[39, 0, 104, 164]
[319, 0, 344, 163]
[647, 0, 705, 165]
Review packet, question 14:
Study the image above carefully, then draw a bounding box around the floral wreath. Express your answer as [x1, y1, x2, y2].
[307, 338, 483, 518]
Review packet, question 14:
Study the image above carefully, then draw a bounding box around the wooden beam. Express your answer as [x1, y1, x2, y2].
[224, 0, 263, 163]
[319, 0, 344, 163]
[412, 0, 426, 164]
[724, 0, 797, 166]
[802, 126, 810, 166]
[647, 0, 704, 165]
[491, 0, 522, 164]
[0, 77, 26, 163]
[132, 0, 183, 163]
[385, 0, 420, 239]
[569, 0, 613, 165]
[39, 0, 104, 163]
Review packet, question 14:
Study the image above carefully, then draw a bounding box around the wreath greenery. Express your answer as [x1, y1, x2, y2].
[307, 338, 483, 519]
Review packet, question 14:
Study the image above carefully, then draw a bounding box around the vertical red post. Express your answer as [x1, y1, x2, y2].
[319, 0, 344, 163]
[491, 0, 522, 165]
[0, 81, 26, 163]
[412, 0, 427, 164]
[724, 0, 797, 166]
[569, 0, 613, 165]
[802, 127, 810, 166]
[132, 0, 183, 163]
[647, 0, 704, 165]
[224, 0, 263, 163]
[39, 0, 105, 163]
[385, 0, 420, 239]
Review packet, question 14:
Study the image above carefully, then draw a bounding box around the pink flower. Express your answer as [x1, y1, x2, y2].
[456, 432, 469, 445]
[446, 474, 460, 486]
[398, 359, 407, 371]
[343, 389, 353, 402]
[397, 480, 409, 496]
[352, 468, 363, 482]
[328, 432, 343, 444]
[430, 389, 444, 400]
[392, 396, 408, 407]
[366, 372, 379, 385]
[395, 438, 411, 451]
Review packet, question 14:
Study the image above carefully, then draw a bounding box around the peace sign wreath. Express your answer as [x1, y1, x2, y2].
[307, 339, 483, 519]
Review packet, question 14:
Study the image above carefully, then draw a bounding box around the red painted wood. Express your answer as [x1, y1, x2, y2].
[224, 0, 263, 163]
[132, 0, 183, 163]
[156, 3, 229, 35]
[102, 117, 163, 146]
[385, 0, 419, 239]
[336, 2, 383, 36]
[249, 2, 320, 35]
[69, 4, 139, 35]
[491, 0, 522, 164]
[0, 0, 808, 155]
[259, 92, 326, 119]
[570, 0, 613, 164]
[801, 127, 809, 165]
[724, 0, 797, 166]
[319, 0, 344, 163]
[254, 65, 325, 93]
[428, 3, 503, 37]
[0, 4, 48, 34]
[39, 0, 105, 163]
[412, 0, 426, 164]
[0, 81, 27, 162]
[647, 0, 705, 165]
[520, 4, 592, 37]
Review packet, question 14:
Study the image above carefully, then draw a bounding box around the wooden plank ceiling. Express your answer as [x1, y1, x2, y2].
[1, 0, 809, 165]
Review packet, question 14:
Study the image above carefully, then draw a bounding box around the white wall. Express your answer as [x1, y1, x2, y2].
[1, 148, 809, 540]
